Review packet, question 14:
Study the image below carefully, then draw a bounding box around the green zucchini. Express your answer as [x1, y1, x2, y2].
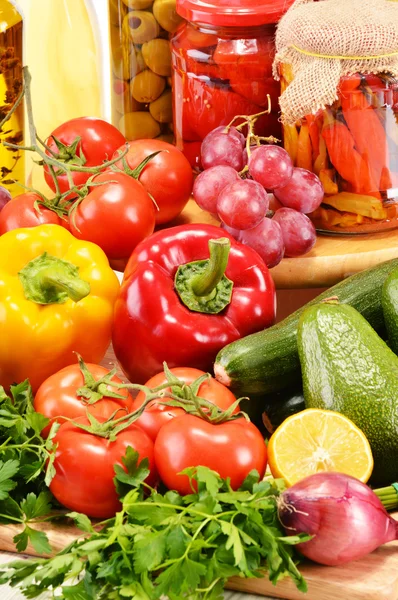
[382, 267, 398, 355]
[262, 386, 305, 437]
[214, 258, 398, 395]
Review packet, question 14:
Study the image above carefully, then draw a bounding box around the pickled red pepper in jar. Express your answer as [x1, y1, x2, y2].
[274, 0, 398, 234]
[171, 0, 295, 168]
[108, 0, 183, 142]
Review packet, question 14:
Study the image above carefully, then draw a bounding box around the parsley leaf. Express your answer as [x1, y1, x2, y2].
[0, 381, 58, 558]
[20, 491, 52, 520]
[0, 458, 19, 499]
[66, 512, 95, 534]
[113, 445, 150, 498]
[133, 529, 168, 573]
[14, 525, 52, 555]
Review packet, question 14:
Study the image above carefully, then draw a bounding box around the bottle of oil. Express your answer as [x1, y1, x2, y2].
[16, 0, 107, 193]
[0, 1, 24, 198]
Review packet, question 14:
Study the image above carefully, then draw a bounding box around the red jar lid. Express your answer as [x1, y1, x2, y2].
[176, 0, 295, 27]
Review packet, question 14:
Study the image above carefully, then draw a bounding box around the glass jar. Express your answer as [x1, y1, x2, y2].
[171, 0, 295, 168]
[0, 0, 24, 198]
[280, 66, 398, 234]
[17, 0, 107, 194]
[109, 0, 182, 143]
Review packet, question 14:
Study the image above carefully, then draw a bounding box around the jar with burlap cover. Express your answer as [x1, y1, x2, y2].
[273, 0, 398, 125]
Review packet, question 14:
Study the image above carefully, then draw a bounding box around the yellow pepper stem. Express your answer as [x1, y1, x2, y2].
[18, 252, 90, 305]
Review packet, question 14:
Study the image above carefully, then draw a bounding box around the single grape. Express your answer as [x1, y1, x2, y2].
[248, 145, 294, 191]
[201, 132, 245, 171]
[203, 125, 245, 148]
[274, 167, 324, 214]
[220, 222, 242, 239]
[239, 218, 285, 268]
[268, 193, 283, 213]
[273, 207, 316, 257]
[222, 217, 285, 268]
[243, 144, 261, 165]
[0, 186, 12, 211]
[217, 179, 269, 230]
[193, 166, 240, 215]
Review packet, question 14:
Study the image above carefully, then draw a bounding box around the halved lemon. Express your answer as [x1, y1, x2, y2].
[267, 408, 374, 486]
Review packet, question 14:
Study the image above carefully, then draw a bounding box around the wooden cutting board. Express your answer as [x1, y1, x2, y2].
[0, 517, 397, 599]
[164, 200, 398, 290]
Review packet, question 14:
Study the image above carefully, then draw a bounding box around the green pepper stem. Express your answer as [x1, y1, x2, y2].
[190, 238, 231, 297]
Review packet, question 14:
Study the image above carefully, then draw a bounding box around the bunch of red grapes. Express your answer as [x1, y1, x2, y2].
[193, 125, 324, 268]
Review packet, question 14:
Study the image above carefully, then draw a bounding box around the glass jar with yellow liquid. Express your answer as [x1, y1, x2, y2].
[16, 0, 107, 194]
[0, 0, 24, 198]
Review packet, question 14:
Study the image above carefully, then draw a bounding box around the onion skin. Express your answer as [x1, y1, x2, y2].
[278, 472, 398, 566]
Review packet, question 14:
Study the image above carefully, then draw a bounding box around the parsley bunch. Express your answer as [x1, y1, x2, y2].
[1, 452, 309, 600]
[0, 381, 58, 554]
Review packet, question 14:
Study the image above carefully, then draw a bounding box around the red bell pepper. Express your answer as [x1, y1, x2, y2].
[112, 224, 276, 384]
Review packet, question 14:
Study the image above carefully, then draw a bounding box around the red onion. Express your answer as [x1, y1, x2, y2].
[278, 472, 398, 566]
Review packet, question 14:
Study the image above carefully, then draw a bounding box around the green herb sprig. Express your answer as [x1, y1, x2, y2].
[1, 452, 309, 600]
[0, 381, 58, 554]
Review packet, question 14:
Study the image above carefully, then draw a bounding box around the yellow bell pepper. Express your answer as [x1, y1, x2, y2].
[0, 224, 120, 391]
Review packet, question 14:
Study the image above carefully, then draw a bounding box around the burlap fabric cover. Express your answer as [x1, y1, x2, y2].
[273, 0, 398, 124]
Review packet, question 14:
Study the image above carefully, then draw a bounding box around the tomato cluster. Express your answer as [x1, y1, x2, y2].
[0, 117, 193, 261]
[35, 363, 267, 518]
[0, 114, 268, 520]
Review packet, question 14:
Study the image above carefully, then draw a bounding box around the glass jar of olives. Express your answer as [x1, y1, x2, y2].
[108, 0, 182, 142]
[171, 0, 295, 168]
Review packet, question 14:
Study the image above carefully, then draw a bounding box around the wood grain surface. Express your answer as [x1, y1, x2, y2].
[1, 516, 397, 599]
[165, 200, 398, 290]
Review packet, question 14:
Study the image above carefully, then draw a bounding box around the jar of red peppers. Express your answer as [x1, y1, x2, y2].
[171, 0, 295, 168]
[274, 0, 398, 234]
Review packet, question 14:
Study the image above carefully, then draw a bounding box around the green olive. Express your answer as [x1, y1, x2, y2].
[149, 89, 172, 123]
[142, 39, 171, 77]
[122, 11, 159, 45]
[113, 80, 144, 114]
[130, 69, 166, 103]
[122, 0, 154, 8]
[130, 49, 146, 78]
[152, 0, 183, 33]
[119, 111, 161, 140]
[111, 40, 144, 80]
[156, 133, 175, 143]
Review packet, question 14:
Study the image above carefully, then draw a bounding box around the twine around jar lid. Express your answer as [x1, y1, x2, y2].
[273, 0, 398, 124]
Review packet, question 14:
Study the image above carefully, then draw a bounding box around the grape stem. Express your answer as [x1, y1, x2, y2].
[223, 96, 281, 175]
